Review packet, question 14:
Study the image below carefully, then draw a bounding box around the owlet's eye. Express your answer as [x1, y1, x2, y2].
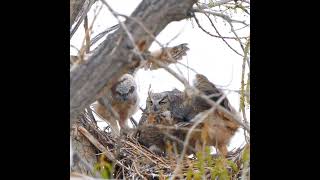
[159, 96, 168, 105]
[159, 100, 167, 105]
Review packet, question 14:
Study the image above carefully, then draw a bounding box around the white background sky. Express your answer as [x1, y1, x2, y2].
[71, 0, 250, 151]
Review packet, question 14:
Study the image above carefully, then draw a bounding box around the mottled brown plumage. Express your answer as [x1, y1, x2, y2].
[137, 74, 240, 157]
[94, 74, 139, 136]
[143, 43, 189, 70]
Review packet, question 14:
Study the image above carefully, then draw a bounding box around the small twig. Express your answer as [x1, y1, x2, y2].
[74, 3, 104, 65]
[130, 117, 138, 128]
[193, 8, 248, 25]
[84, 16, 90, 53]
[219, 88, 250, 98]
[70, 0, 97, 39]
[100, 0, 145, 62]
[176, 61, 199, 74]
[242, 108, 250, 144]
[170, 93, 228, 180]
[162, 131, 197, 153]
[78, 126, 115, 160]
[233, 23, 250, 31]
[86, 107, 97, 126]
[139, 107, 145, 112]
[70, 44, 81, 54]
[196, 0, 234, 9]
[90, 24, 120, 47]
[139, 123, 202, 133]
[228, 20, 245, 52]
[240, 38, 250, 97]
[124, 140, 169, 168]
[133, 161, 147, 180]
[200, 13, 244, 57]
[192, 13, 247, 40]
[165, 21, 188, 46]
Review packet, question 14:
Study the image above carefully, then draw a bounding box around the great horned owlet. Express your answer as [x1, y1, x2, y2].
[138, 74, 240, 157]
[137, 89, 195, 155]
[138, 88, 195, 125]
[94, 74, 139, 136]
[182, 74, 240, 156]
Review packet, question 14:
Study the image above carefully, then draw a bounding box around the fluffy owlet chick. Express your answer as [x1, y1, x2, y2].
[186, 74, 240, 156]
[136, 89, 185, 155]
[138, 74, 241, 157]
[94, 74, 139, 136]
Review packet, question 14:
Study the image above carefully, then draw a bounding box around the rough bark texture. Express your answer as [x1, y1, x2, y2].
[71, 1, 99, 176]
[70, 0, 197, 124]
[71, 117, 98, 176]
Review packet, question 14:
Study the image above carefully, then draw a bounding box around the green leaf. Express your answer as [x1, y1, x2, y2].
[242, 145, 250, 162]
[226, 159, 239, 172]
[186, 168, 193, 180]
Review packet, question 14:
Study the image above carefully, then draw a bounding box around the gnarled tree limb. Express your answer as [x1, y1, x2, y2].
[70, 0, 197, 124]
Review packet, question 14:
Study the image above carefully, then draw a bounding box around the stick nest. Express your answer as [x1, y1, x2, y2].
[74, 110, 249, 180]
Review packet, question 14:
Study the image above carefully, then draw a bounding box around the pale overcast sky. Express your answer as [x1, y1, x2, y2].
[71, 0, 250, 151]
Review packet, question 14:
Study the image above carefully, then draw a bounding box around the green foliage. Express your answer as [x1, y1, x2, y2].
[226, 159, 238, 172]
[242, 145, 250, 163]
[93, 155, 113, 179]
[210, 156, 230, 180]
[186, 146, 238, 179]
[208, 0, 215, 8]
[245, 77, 250, 107]
[186, 168, 193, 180]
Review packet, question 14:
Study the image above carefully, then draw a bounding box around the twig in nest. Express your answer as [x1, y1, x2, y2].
[77, 126, 131, 172]
[133, 161, 147, 180]
[123, 140, 169, 168]
[130, 117, 138, 128]
[86, 107, 97, 127]
[78, 126, 115, 160]
[170, 93, 228, 180]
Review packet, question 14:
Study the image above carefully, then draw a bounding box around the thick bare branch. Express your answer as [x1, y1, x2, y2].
[70, 0, 197, 124]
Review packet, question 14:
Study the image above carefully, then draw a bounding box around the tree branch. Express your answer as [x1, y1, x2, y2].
[70, 0, 197, 124]
[70, 0, 96, 39]
[193, 8, 248, 25]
